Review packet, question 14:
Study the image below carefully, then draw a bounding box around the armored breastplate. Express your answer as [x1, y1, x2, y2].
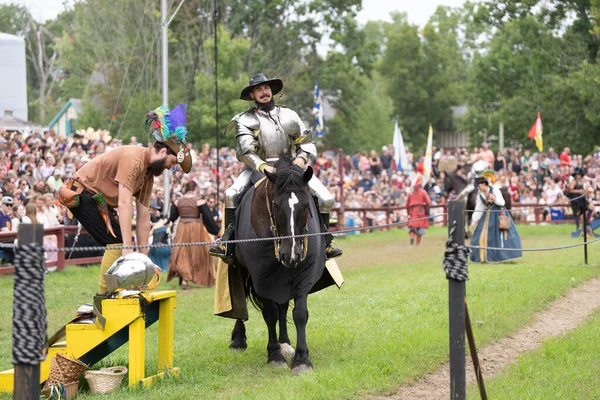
[255, 110, 292, 160]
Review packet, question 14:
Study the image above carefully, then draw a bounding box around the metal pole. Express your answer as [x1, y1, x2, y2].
[447, 200, 466, 400]
[337, 148, 345, 230]
[214, 0, 220, 207]
[13, 223, 45, 400]
[161, 0, 171, 216]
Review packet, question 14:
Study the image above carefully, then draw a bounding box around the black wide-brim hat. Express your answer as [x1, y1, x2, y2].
[240, 73, 283, 101]
[475, 176, 489, 186]
[572, 167, 584, 177]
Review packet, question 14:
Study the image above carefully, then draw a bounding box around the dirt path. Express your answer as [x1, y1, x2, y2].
[371, 277, 600, 400]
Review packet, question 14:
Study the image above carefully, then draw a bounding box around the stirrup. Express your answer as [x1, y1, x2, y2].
[209, 243, 227, 258]
[326, 245, 342, 259]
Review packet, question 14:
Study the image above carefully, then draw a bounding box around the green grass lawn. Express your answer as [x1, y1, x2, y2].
[467, 310, 600, 400]
[0, 224, 598, 399]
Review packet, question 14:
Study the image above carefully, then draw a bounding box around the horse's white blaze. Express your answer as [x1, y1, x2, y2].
[288, 193, 299, 261]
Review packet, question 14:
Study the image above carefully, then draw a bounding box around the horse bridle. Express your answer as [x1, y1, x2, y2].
[265, 181, 309, 262]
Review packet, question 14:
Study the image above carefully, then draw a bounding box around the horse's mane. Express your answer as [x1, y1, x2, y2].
[448, 172, 468, 186]
[269, 157, 308, 193]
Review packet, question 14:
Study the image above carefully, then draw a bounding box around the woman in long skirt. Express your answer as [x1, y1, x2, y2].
[168, 181, 220, 289]
[470, 172, 522, 263]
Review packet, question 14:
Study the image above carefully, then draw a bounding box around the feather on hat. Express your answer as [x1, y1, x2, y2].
[145, 104, 192, 173]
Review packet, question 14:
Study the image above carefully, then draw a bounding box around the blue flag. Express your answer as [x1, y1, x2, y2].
[312, 80, 324, 137]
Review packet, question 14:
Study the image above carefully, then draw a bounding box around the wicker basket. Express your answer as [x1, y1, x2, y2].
[46, 354, 87, 386]
[84, 366, 128, 394]
[42, 381, 78, 399]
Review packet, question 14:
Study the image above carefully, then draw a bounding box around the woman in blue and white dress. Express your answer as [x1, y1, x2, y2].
[469, 174, 522, 263]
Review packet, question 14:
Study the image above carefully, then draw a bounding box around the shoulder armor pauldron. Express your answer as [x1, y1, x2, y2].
[223, 109, 260, 136]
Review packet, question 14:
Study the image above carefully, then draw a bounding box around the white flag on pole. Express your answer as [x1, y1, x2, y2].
[392, 120, 410, 172]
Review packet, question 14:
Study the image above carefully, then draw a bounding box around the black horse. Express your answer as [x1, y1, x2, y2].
[229, 157, 330, 374]
[443, 172, 512, 229]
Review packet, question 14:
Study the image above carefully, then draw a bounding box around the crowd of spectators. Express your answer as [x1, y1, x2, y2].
[0, 128, 599, 244]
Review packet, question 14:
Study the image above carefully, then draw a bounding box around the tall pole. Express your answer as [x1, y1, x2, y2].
[161, 0, 170, 216]
[337, 148, 345, 230]
[214, 0, 220, 207]
[447, 200, 466, 400]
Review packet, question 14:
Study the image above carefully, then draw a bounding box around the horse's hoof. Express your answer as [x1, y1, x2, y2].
[291, 364, 313, 375]
[279, 343, 295, 358]
[229, 343, 247, 352]
[268, 359, 288, 368]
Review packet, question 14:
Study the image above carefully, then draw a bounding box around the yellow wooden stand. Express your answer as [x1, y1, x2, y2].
[0, 290, 178, 392]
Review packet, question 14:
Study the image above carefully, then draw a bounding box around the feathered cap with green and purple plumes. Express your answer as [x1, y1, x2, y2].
[145, 104, 188, 145]
[145, 104, 192, 173]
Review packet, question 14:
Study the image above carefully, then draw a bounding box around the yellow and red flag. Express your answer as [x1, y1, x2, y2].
[528, 112, 543, 152]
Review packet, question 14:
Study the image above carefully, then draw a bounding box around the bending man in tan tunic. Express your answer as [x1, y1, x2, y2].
[59, 104, 192, 294]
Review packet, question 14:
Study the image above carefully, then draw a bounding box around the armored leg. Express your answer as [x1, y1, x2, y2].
[209, 208, 236, 263]
[319, 213, 342, 259]
[209, 169, 253, 264]
[308, 175, 342, 259]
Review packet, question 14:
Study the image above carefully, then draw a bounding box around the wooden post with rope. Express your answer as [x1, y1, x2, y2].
[447, 200, 466, 400]
[13, 223, 45, 400]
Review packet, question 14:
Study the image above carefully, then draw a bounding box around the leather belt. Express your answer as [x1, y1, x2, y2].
[70, 180, 85, 192]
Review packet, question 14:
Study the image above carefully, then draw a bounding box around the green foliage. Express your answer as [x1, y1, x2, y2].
[7, 0, 600, 155]
[465, 1, 600, 153]
[377, 8, 467, 151]
[0, 3, 30, 35]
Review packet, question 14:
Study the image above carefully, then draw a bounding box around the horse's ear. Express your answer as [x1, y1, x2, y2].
[303, 166, 313, 183]
[265, 169, 277, 183]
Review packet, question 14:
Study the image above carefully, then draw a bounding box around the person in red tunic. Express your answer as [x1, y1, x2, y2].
[406, 178, 432, 245]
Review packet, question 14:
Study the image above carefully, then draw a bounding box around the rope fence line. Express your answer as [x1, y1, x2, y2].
[0, 211, 595, 254]
[0, 215, 443, 253]
[467, 237, 600, 252]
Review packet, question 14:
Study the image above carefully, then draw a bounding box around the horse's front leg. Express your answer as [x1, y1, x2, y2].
[277, 301, 295, 358]
[261, 298, 287, 367]
[291, 295, 313, 374]
[230, 319, 247, 351]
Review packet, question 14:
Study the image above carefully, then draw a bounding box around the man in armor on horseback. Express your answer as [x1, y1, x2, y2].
[209, 73, 342, 263]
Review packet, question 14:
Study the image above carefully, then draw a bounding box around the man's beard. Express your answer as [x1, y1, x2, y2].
[255, 99, 275, 112]
[148, 157, 168, 176]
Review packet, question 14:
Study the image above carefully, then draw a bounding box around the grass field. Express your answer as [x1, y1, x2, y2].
[0, 224, 598, 399]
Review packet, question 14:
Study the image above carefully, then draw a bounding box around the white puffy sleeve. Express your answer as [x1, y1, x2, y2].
[491, 186, 505, 207]
[471, 194, 485, 226]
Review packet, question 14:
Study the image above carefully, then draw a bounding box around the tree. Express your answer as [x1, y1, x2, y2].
[464, 3, 600, 153]
[0, 3, 30, 35]
[378, 9, 467, 151]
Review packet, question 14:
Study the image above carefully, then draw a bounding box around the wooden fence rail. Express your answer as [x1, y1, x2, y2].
[0, 225, 103, 275]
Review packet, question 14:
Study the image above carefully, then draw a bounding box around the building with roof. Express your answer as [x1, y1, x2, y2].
[48, 98, 82, 137]
[0, 33, 28, 122]
[0, 110, 43, 134]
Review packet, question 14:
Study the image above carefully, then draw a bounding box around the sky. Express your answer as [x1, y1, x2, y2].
[2, 0, 468, 27]
[357, 0, 468, 26]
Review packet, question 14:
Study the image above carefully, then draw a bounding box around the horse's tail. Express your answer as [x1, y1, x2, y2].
[243, 269, 264, 312]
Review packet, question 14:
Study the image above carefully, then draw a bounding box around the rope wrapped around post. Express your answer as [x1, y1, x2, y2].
[12, 242, 48, 365]
[443, 221, 470, 282]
